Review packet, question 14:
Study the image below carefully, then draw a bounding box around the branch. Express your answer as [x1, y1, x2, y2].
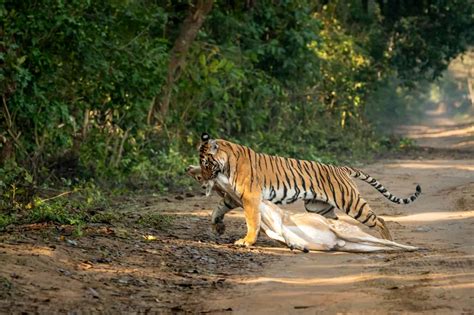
[150, 0, 214, 125]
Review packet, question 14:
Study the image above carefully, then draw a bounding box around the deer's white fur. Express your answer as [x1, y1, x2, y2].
[189, 165, 418, 252]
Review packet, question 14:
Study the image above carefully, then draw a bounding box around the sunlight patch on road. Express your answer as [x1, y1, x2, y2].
[236, 272, 474, 286]
[0, 244, 55, 257]
[382, 210, 474, 223]
[385, 160, 474, 172]
[406, 124, 474, 139]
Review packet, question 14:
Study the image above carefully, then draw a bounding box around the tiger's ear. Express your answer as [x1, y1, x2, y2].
[201, 133, 210, 142]
[209, 139, 219, 155]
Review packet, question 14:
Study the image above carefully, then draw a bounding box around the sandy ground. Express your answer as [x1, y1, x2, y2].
[203, 110, 474, 314]
[0, 109, 472, 314]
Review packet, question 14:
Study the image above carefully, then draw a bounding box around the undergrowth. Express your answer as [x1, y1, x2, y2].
[137, 213, 174, 230]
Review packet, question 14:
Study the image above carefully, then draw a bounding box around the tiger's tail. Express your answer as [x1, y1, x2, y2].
[341, 167, 421, 205]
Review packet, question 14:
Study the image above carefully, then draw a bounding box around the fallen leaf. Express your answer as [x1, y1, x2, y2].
[143, 235, 157, 241]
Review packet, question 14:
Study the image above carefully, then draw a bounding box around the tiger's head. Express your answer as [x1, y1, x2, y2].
[199, 133, 227, 180]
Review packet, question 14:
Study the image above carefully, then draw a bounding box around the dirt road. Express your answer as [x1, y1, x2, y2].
[203, 110, 474, 314]
[0, 109, 472, 313]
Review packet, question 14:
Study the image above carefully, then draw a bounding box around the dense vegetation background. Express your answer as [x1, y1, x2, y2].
[1, 0, 473, 226]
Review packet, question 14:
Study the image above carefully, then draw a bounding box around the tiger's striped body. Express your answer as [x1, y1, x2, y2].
[199, 133, 421, 246]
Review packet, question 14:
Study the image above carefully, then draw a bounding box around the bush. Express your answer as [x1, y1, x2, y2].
[1, 0, 472, 205]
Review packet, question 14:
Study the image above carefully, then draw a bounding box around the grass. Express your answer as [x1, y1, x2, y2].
[0, 213, 16, 231]
[137, 213, 173, 229]
[90, 211, 120, 224]
[0, 276, 12, 298]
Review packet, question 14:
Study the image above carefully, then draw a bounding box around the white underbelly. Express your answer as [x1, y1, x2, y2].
[262, 187, 315, 204]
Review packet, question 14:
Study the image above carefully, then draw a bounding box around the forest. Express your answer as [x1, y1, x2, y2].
[1, 0, 473, 225]
[1, 1, 474, 313]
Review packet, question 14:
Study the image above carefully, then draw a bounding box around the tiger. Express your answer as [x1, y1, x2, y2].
[186, 164, 237, 235]
[198, 133, 421, 246]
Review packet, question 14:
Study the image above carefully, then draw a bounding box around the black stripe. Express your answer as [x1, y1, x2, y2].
[295, 160, 307, 194]
[318, 166, 331, 203]
[263, 154, 269, 171]
[354, 202, 367, 220]
[269, 186, 276, 201]
[302, 161, 317, 199]
[245, 147, 254, 189]
[318, 165, 335, 205]
[324, 167, 339, 209]
[345, 189, 355, 213]
[319, 206, 335, 216]
[271, 156, 281, 191]
[362, 213, 375, 224]
[332, 167, 350, 210]
[285, 159, 300, 203]
[227, 144, 237, 157]
[235, 145, 243, 160]
[328, 166, 345, 209]
[352, 196, 361, 215]
[312, 162, 326, 201]
[278, 158, 290, 203]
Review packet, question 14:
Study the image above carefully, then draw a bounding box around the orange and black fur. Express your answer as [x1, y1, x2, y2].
[198, 133, 421, 246]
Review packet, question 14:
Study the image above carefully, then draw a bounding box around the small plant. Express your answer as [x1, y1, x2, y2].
[27, 199, 86, 226]
[137, 213, 173, 229]
[90, 211, 120, 224]
[0, 213, 16, 231]
[0, 276, 12, 298]
[398, 137, 416, 149]
[0, 162, 35, 212]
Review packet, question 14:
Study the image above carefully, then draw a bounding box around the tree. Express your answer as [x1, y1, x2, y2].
[149, 0, 213, 125]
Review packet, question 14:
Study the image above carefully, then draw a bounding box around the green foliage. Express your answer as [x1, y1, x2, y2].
[388, 0, 474, 82]
[137, 213, 173, 229]
[27, 199, 84, 225]
[90, 211, 120, 224]
[1, 0, 472, 212]
[365, 53, 473, 133]
[364, 77, 430, 130]
[0, 276, 12, 297]
[0, 162, 110, 231]
[0, 162, 35, 211]
[0, 213, 15, 231]
[2, 0, 168, 178]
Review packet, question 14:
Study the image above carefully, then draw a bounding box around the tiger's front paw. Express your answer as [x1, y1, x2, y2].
[234, 237, 255, 247]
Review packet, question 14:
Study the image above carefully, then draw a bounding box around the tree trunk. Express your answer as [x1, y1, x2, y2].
[149, 0, 213, 126]
[361, 0, 368, 14]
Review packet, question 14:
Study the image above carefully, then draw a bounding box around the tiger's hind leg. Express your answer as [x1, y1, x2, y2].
[345, 196, 392, 240]
[304, 200, 338, 220]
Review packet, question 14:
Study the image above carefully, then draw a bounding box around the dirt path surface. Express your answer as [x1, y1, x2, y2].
[0, 191, 286, 313]
[0, 110, 472, 314]
[203, 110, 474, 314]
